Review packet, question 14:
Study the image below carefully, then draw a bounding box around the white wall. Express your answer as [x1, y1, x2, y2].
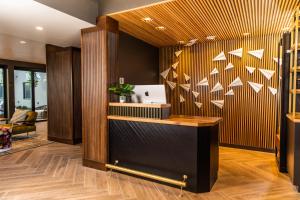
[0, 33, 46, 64]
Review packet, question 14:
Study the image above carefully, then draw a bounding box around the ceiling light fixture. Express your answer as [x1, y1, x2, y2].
[155, 26, 166, 31]
[206, 35, 216, 40]
[282, 27, 289, 32]
[243, 32, 250, 36]
[19, 41, 27, 44]
[141, 17, 153, 22]
[178, 41, 185, 44]
[35, 26, 44, 31]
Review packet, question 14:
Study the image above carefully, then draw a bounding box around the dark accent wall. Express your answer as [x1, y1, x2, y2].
[119, 32, 159, 85]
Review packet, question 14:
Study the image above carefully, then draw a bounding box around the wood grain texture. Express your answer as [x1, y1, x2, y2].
[107, 115, 221, 127]
[81, 16, 119, 169]
[160, 34, 280, 150]
[46, 45, 82, 144]
[0, 140, 300, 199]
[110, 0, 298, 47]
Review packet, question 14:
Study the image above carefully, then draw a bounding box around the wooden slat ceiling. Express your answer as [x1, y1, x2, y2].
[110, 0, 298, 47]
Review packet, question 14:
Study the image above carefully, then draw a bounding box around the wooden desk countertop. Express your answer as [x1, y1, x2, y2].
[107, 115, 222, 127]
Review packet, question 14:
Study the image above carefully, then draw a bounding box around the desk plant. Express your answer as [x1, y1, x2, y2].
[109, 83, 134, 103]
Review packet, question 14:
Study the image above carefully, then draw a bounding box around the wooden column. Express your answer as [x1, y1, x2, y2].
[81, 16, 119, 170]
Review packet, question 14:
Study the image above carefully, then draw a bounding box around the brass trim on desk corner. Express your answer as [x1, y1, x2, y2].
[105, 163, 187, 188]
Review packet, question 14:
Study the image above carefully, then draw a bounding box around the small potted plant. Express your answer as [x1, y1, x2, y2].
[109, 83, 134, 103]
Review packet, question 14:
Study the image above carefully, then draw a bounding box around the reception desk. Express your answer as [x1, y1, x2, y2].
[107, 114, 222, 193]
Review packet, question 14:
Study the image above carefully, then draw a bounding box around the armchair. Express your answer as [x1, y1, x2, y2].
[0, 111, 37, 137]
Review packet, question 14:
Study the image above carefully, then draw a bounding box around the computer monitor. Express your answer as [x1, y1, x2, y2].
[131, 85, 167, 104]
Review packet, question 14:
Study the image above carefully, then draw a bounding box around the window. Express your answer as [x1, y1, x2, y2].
[23, 82, 32, 99]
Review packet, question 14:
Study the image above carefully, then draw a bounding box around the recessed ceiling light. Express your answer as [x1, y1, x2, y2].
[155, 26, 166, 31]
[206, 35, 216, 40]
[19, 41, 27, 44]
[35, 26, 44, 31]
[141, 17, 153, 22]
[282, 27, 289, 32]
[243, 32, 250, 36]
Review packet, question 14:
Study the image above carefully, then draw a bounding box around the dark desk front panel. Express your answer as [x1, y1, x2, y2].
[109, 119, 219, 193]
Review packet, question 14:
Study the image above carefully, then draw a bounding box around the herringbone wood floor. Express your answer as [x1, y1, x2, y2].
[0, 125, 299, 199]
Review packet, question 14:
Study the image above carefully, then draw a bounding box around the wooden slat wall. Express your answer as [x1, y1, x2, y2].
[160, 34, 280, 150]
[81, 16, 119, 170]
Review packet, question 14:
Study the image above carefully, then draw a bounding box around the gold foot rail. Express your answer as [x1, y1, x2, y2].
[105, 161, 187, 188]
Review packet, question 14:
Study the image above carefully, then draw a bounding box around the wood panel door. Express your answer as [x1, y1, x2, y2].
[47, 46, 74, 142]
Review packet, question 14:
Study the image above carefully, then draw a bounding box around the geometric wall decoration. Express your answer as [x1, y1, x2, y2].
[273, 57, 282, 66]
[172, 61, 179, 69]
[228, 48, 243, 58]
[259, 68, 275, 80]
[179, 94, 185, 103]
[246, 66, 256, 74]
[180, 84, 191, 92]
[211, 82, 223, 93]
[166, 80, 176, 90]
[211, 100, 224, 109]
[268, 86, 277, 95]
[225, 89, 234, 96]
[225, 62, 234, 70]
[194, 102, 203, 109]
[175, 50, 183, 57]
[173, 71, 178, 79]
[248, 49, 264, 59]
[185, 39, 198, 47]
[213, 51, 226, 61]
[228, 77, 243, 87]
[184, 73, 191, 81]
[197, 77, 209, 86]
[248, 81, 264, 93]
[210, 67, 219, 75]
[160, 68, 170, 79]
[192, 91, 200, 98]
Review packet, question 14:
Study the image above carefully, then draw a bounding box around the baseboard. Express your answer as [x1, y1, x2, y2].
[220, 143, 275, 153]
[48, 136, 82, 145]
[83, 159, 107, 171]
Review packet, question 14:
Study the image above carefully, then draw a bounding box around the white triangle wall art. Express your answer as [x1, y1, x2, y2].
[273, 57, 282, 66]
[172, 61, 179, 69]
[211, 100, 224, 109]
[213, 51, 226, 61]
[228, 77, 243, 87]
[175, 50, 183, 57]
[192, 91, 200, 98]
[180, 84, 191, 92]
[173, 71, 178, 79]
[160, 68, 170, 79]
[194, 102, 203, 109]
[248, 81, 263, 93]
[259, 68, 275, 80]
[246, 66, 256, 74]
[166, 81, 176, 90]
[210, 68, 219, 75]
[197, 77, 209, 86]
[211, 82, 224, 93]
[248, 49, 264, 59]
[225, 89, 234, 96]
[184, 73, 191, 81]
[225, 62, 234, 70]
[268, 87, 277, 95]
[179, 95, 185, 103]
[228, 48, 243, 58]
[185, 39, 198, 47]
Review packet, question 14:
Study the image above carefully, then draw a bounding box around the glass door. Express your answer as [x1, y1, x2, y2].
[0, 67, 6, 118]
[14, 70, 32, 110]
[34, 72, 47, 120]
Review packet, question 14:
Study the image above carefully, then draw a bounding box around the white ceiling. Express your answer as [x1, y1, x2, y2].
[0, 0, 94, 48]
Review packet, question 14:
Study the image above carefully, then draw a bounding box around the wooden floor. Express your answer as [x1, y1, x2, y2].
[0, 142, 299, 200]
